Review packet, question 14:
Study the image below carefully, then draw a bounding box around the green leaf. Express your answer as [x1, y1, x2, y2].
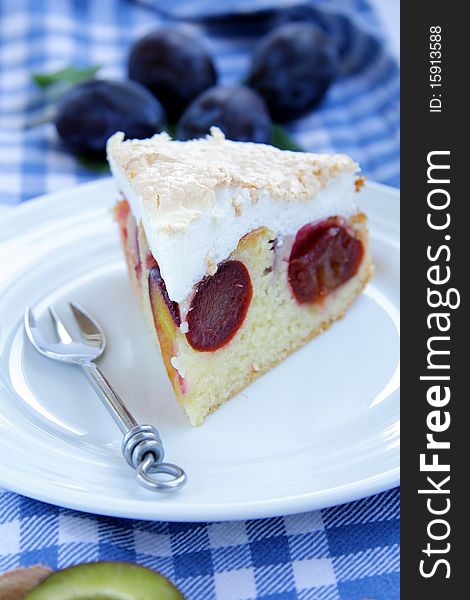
[32, 65, 101, 88]
[76, 154, 110, 173]
[271, 124, 304, 152]
[166, 123, 178, 139]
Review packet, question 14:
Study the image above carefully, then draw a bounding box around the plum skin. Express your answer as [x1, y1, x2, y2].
[288, 218, 364, 304]
[128, 27, 217, 120]
[55, 79, 166, 157]
[186, 260, 253, 352]
[177, 85, 272, 144]
[247, 22, 339, 122]
[149, 264, 181, 327]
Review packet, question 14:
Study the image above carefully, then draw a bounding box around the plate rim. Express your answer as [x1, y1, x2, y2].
[0, 461, 399, 522]
[0, 178, 400, 521]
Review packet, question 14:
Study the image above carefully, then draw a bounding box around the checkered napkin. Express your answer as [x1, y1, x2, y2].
[0, 1, 400, 598]
[0, 0, 399, 206]
[0, 488, 399, 599]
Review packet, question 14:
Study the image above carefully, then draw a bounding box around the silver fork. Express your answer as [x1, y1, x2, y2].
[24, 302, 187, 493]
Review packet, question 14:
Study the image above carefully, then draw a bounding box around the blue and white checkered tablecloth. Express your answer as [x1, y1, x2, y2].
[0, 488, 399, 600]
[0, 1, 400, 598]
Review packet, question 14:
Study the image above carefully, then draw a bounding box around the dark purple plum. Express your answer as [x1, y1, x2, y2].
[54, 79, 166, 157]
[186, 260, 253, 352]
[128, 27, 217, 120]
[247, 23, 339, 122]
[288, 219, 364, 304]
[177, 85, 272, 144]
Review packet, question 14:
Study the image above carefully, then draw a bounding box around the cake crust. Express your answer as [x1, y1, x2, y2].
[109, 133, 371, 425]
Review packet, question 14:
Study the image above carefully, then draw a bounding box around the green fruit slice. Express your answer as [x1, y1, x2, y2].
[23, 562, 183, 600]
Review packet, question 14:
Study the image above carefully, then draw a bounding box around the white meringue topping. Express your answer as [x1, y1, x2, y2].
[107, 128, 360, 302]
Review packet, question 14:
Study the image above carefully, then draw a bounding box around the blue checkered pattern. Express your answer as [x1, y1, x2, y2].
[0, 0, 399, 597]
[0, 488, 399, 599]
[0, 0, 399, 207]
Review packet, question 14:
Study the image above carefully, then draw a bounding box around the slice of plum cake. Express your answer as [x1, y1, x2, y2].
[107, 128, 373, 425]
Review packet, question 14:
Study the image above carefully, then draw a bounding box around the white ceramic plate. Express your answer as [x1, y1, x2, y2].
[0, 179, 399, 521]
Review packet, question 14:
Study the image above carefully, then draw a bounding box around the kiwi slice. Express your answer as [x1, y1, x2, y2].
[23, 561, 183, 600]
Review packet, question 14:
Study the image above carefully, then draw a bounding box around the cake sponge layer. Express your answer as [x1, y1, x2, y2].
[116, 201, 372, 425]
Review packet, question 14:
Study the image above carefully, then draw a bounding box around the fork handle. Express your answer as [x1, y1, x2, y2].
[81, 363, 138, 434]
[80, 363, 187, 492]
